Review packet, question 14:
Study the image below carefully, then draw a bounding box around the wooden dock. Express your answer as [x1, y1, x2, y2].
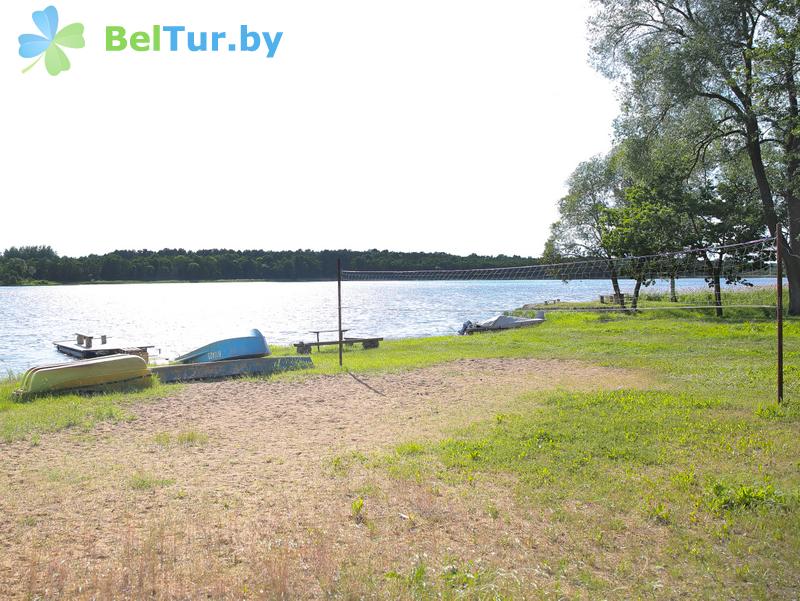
[54, 333, 153, 360]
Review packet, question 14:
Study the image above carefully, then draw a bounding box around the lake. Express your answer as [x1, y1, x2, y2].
[0, 278, 774, 373]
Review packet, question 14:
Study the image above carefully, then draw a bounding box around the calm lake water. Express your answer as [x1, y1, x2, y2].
[0, 278, 774, 373]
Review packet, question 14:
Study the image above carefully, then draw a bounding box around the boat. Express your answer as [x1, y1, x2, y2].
[152, 356, 312, 383]
[174, 329, 270, 364]
[459, 311, 545, 335]
[15, 354, 151, 396]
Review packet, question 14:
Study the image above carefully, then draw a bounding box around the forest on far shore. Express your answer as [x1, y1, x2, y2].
[0, 246, 540, 285]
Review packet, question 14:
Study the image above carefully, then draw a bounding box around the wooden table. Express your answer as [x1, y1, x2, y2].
[308, 329, 349, 351]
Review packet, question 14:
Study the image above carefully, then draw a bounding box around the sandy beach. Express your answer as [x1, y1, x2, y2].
[0, 358, 646, 599]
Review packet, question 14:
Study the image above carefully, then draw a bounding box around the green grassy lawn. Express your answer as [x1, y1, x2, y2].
[280, 310, 791, 377]
[0, 378, 173, 443]
[521, 284, 781, 314]
[374, 380, 799, 597]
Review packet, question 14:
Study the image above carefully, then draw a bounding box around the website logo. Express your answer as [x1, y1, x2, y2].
[105, 26, 283, 57]
[19, 6, 85, 76]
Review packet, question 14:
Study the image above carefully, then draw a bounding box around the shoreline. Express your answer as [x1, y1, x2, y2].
[0, 286, 785, 376]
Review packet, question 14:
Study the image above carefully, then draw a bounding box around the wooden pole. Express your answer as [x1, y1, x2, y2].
[337, 258, 343, 367]
[777, 227, 784, 404]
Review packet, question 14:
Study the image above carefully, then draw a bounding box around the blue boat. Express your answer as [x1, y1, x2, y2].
[175, 329, 270, 364]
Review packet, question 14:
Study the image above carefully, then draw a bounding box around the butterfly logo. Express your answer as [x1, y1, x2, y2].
[19, 6, 85, 76]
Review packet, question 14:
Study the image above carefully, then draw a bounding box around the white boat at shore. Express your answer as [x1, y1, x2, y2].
[459, 311, 545, 335]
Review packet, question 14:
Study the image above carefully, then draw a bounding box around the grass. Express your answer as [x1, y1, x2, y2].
[176, 429, 208, 445]
[275, 286, 799, 597]
[0, 378, 174, 443]
[266, 287, 794, 385]
[343, 289, 799, 598]
[129, 471, 175, 490]
[371, 384, 799, 596]
[153, 429, 209, 447]
[522, 284, 782, 315]
[351, 497, 366, 523]
[3, 288, 788, 444]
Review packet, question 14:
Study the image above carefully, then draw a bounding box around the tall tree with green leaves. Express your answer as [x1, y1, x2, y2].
[620, 125, 766, 314]
[547, 153, 629, 303]
[615, 132, 697, 300]
[600, 189, 685, 308]
[589, 0, 800, 312]
[683, 153, 765, 315]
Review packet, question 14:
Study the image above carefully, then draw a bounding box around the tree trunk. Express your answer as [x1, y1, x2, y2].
[713, 254, 724, 318]
[609, 261, 625, 309]
[712, 273, 723, 318]
[669, 274, 677, 302]
[743, 117, 800, 314]
[632, 276, 643, 310]
[779, 231, 800, 315]
[699, 251, 723, 317]
[785, 60, 800, 315]
[745, 123, 779, 234]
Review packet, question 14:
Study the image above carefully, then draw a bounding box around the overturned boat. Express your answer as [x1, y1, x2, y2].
[15, 354, 151, 397]
[175, 329, 270, 364]
[459, 311, 544, 335]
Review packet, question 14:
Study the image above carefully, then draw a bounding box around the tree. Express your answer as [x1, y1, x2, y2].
[547, 153, 629, 304]
[682, 151, 766, 315]
[616, 126, 765, 314]
[0, 258, 33, 284]
[614, 132, 698, 301]
[601, 187, 686, 308]
[590, 0, 800, 312]
[552, 120, 766, 315]
[3, 246, 58, 261]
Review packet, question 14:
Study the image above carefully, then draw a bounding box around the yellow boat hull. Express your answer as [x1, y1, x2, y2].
[17, 355, 150, 396]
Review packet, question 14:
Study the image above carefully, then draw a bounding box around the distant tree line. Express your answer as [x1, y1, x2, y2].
[0, 246, 541, 285]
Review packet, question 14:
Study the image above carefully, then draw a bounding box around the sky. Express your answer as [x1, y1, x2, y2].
[0, 1, 618, 258]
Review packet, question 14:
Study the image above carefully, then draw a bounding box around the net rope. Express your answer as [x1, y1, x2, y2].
[342, 237, 777, 283]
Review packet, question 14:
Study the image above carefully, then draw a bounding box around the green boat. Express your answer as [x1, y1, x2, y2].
[16, 354, 151, 397]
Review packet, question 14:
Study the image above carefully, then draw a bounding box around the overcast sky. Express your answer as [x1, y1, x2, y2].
[1, 1, 618, 258]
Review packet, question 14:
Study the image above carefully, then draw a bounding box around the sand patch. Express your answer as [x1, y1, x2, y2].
[0, 358, 648, 599]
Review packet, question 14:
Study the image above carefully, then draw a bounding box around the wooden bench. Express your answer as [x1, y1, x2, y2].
[294, 337, 384, 355]
[599, 293, 633, 305]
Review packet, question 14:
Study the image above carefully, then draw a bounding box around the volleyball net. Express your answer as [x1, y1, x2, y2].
[336, 236, 786, 399]
[342, 237, 776, 283]
[340, 237, 779, 313]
